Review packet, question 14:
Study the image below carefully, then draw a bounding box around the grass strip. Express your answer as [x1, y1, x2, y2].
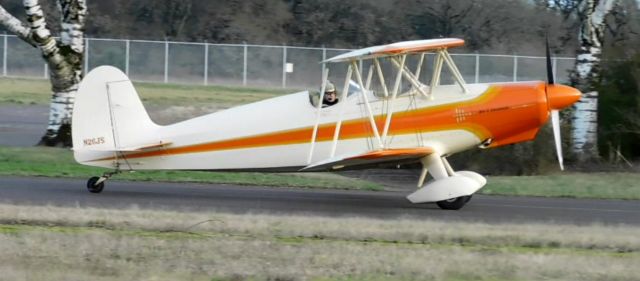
[0, 146, 383, 190]
[0, 204, 638, 281]
[2, 204, 639, 254]
[0, 222, 636, 258]
[482, 173, 640, 200]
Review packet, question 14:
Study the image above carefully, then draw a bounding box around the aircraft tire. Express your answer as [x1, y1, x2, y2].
[436, 196, 471, 210]
[87, 177, 105, 193]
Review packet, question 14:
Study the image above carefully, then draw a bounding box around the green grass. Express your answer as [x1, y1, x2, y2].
[0, 146, 383, 190]
[0, 77, 51, 105]
[0, 77, 293, 106]
[482, 173, 640, 200]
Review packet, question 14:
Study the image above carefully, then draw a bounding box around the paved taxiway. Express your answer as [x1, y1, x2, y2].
[1, 176, 638, 225]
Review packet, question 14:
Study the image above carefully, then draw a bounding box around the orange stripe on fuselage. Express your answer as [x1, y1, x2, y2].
[95, 82, 548, 161]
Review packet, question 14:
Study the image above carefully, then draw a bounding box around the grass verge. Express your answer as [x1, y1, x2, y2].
[0, 146, 383, 190]
[482, 173, 640, 200]
[0, 204, 638, 280]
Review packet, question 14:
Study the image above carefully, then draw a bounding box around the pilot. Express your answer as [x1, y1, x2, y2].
[322, 81, 339, 107]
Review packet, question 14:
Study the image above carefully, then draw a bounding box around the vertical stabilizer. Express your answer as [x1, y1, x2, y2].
[72, 66, 160, 165]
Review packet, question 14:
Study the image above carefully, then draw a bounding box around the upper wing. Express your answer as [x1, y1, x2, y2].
[324, 38, 464, 63]
[301, 147, 434, 172]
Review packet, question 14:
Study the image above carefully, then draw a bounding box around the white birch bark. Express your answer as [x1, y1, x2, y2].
[0, 5, 35, 46]
[39, 0, 86, 146]
[570, 0, 616, 160]
[0, 1, 86, 146]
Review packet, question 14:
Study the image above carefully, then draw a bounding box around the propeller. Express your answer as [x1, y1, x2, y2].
[551, 110, 563, 170]
[545, 36, 563, 171]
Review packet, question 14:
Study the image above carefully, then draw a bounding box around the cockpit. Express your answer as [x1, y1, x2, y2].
[308, 80, 366, 107]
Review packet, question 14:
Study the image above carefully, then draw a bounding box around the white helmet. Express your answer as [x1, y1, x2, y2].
[324, 81, 336, 93]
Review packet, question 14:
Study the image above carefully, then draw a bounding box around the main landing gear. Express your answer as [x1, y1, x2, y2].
[406, 154, 485, 210]
[86, 170, 120, 193]
[436, 195, 472, 210]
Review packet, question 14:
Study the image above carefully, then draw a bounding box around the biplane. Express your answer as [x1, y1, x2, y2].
[72, 38, 581, 210]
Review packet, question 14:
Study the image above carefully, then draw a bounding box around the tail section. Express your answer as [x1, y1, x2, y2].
[72, 66, 161, 167]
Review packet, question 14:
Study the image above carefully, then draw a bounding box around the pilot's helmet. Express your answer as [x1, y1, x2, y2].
[325, 81, 336, 93]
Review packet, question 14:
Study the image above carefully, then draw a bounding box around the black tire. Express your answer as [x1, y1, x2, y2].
[436, 196, 471, 210]
[87, 177, 105, 193]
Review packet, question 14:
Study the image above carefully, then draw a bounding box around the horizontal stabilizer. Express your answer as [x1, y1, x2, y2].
[301, 147, 434, 172]
[74, 141, 171, 152]
[114, 141, 172, 151]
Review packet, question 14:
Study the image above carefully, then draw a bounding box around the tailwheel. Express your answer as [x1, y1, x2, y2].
[436, 195, 472, 210]
[87, 176, 105, 193]
[86, 169, 121, 194]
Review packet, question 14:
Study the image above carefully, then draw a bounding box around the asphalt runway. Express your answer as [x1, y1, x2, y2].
[0, 105, 48, 147]
[1, 176, 639, 226]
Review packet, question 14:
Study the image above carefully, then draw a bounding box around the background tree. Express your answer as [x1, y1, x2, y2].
[288, 0, 409, 48]
[0, 0, 86, 147]
[597, 53, 640, 164]
[569, 0, 616, 160]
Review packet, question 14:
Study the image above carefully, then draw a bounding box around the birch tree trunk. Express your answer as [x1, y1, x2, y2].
[570, 0, 616, 160]
[0, 0, 86, 147]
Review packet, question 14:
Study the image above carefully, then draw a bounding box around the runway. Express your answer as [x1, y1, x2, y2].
[0, 105, 48, 147]
[1, 176, 638, 225]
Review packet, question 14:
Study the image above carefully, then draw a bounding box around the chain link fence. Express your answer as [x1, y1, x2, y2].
[1, 34, 575, 89]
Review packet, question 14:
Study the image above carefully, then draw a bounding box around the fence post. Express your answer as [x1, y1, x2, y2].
[474, 52, 479, 84]
[164, 39, 169, 83]
[204, 42, 208, 86]
[282, 45, 287, 88]
[3, 33, 7, 77]
[513, 55, 518, 82]
[84, 37, 89, 75]
[243, 42, 247, 86]
[125, 39, 130, 76]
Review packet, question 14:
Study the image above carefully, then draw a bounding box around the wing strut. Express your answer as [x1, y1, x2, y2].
[389, 57, 430, 98]
[365, 64, 374, 90]
[415, 53, 426, 78]
[429, 50, 445, 98]
[307, 67, 330, 164]
[373, 59, 390, 98]
[330, 64, 353, 157]
[381, 55, 407, 146]
[441, 50, 469, 93]
[351, 61, 383, 149]
[429, 49, 468, 96]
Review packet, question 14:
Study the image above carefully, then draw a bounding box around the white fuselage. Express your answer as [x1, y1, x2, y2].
[82, 84, 489, 171]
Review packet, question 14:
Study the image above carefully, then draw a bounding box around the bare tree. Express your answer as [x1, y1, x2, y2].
[0, 0, 86, 147]
[570, 0, 616, 160]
